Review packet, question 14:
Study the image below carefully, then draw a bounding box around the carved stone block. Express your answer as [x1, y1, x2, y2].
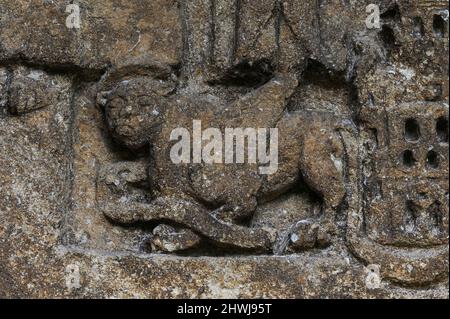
[0, 0, 448, 298]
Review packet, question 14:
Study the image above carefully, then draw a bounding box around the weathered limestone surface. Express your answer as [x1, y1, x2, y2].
[0, 0, 448, 298]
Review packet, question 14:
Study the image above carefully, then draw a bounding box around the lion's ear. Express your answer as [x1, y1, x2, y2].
[96, 91, 112, 108]
[97, 53, 176, 93]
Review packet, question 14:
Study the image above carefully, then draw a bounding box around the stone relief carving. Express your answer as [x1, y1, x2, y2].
[91, 0, 449, 286]
[95, 69, 349, 254]
[348, 101, 449, 285]
[0, 0, 448, 297]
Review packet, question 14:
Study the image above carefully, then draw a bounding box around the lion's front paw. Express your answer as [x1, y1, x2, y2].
[274, 220, 332, 254]
[288, 220, 331, 251]
[147, 224, 201, 253]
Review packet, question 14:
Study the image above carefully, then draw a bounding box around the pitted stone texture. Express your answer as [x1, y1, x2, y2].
[0, 0, 181, 72]
[0, 0, 448, 298]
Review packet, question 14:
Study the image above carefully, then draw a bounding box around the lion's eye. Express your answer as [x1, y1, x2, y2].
[137, 96, 154, 107]
[109, 97, 125, 109]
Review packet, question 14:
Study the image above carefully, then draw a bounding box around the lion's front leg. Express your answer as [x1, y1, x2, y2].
[101, 197, 276, 251]
[98, 161, 202, 252]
